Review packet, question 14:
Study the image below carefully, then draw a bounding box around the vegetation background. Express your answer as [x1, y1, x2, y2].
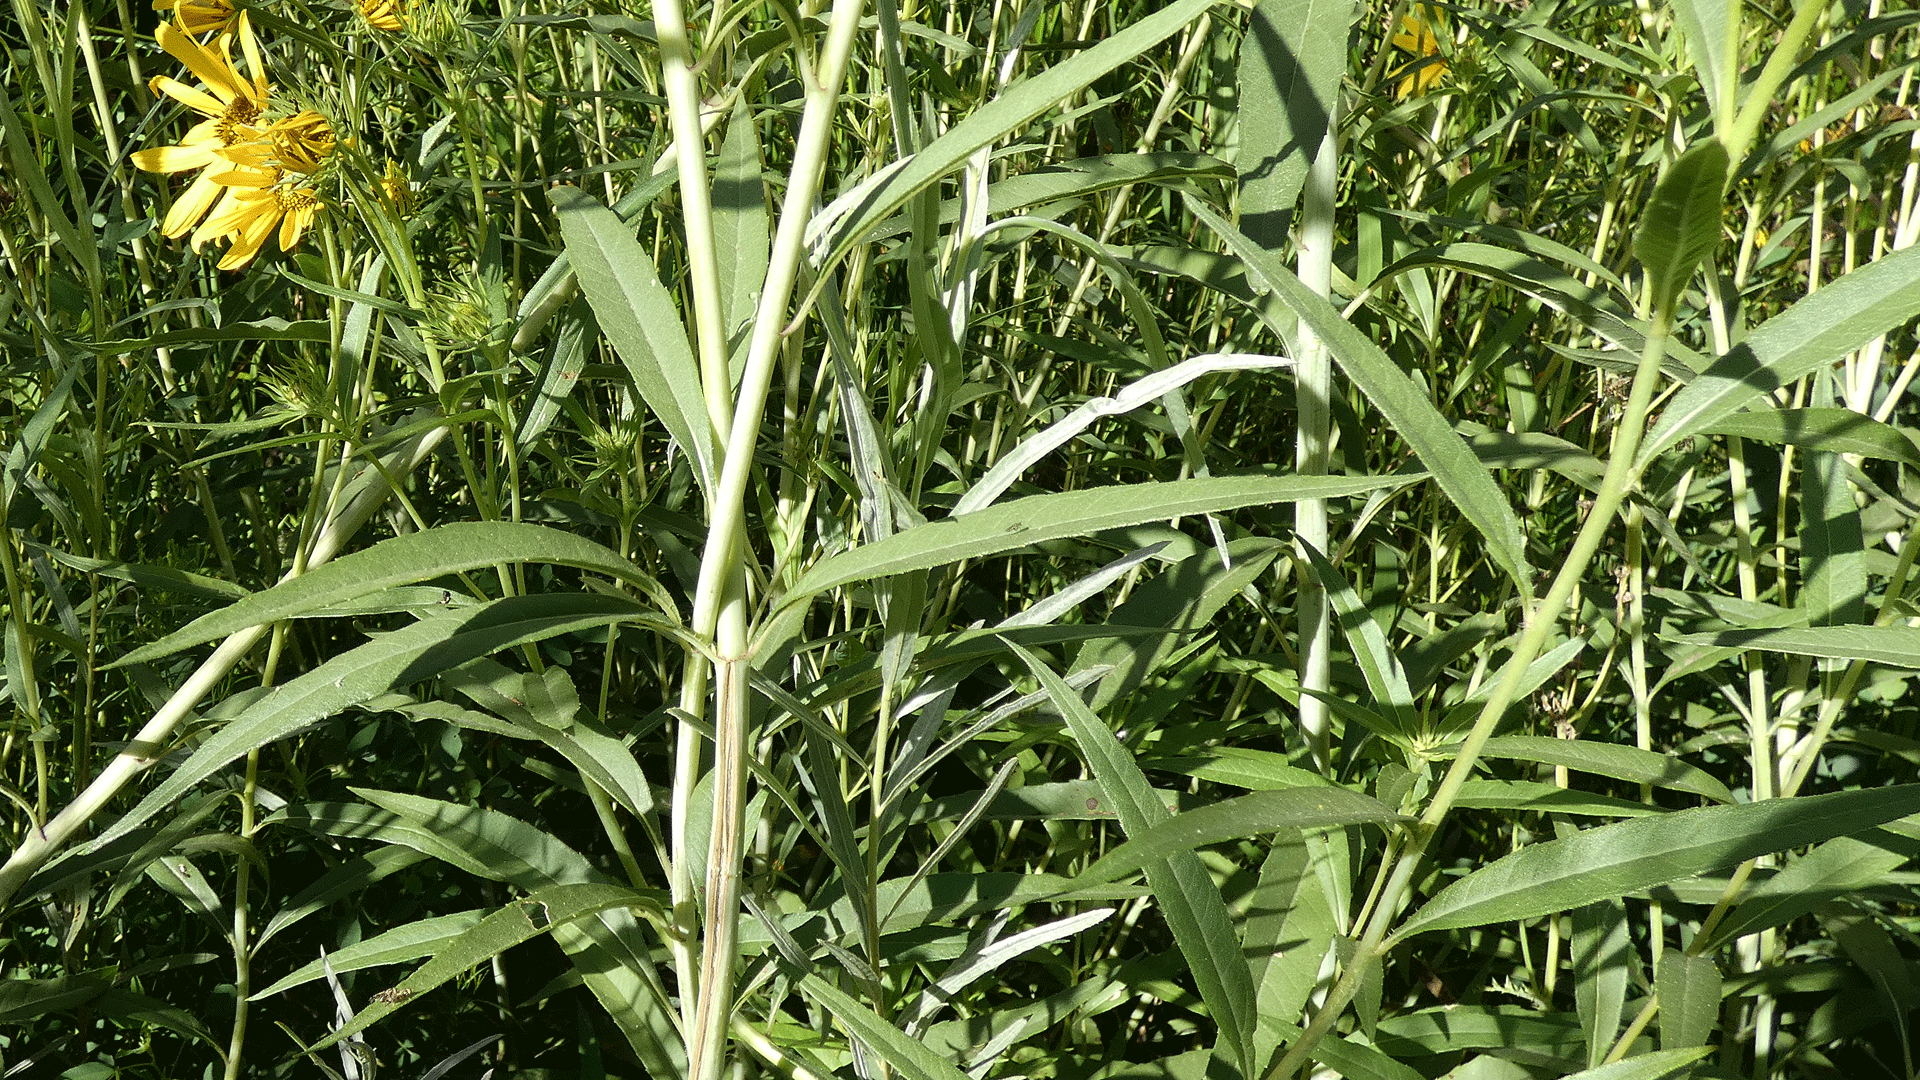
[4, 0, 1920, 1077]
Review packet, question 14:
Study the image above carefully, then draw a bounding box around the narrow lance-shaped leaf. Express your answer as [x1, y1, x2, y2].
[797, 972, 973, 1080]
[308, 882, 664, 1052]
[1009, 641, 1259, 1079]
[551, 185, 717, 491]
[1071, 787, 1398, 888]
[1185, 198, 1534, 595]
[802, 0, 1214, 287]
[1638, 238, 1920, 463]
[1634, 139, 1728, 317]
[98, 595, 679, 848]
[116, 521, 673, 667]
[773, 473, 1417, 621]
[1390, 785, 1920, 942]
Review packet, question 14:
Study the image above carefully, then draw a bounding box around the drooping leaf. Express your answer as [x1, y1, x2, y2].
[253, 910, 487, 999]
[1467, 736, 1733, 804]
[115, 521, 672, 667]
[1640, 242, 1920, 461]
[1011, 642, 1259, 1078]
[1669, 625, 1920, 667]
[1700, 408, 1920, 468]
[98, 595, 676, 849]
[1555, 1048, 1715, 1080]
[1072, 788, 1399, 887]
[1702, 830, 1916, 950]
[776, 473, 1415, 618]
[1185, 200, 1534, 594]
[1391, 785, 1920, 942]
[803, 0, 1215, 284]
[308, 883, 664, 1051]
[798, 972, 973, 1080]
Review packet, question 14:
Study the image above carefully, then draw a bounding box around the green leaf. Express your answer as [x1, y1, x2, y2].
[1371, 1005, 1583, 1058]
[1640, 242, 1920, 462]
[1185, 199, 1534, 595]
[776, 473, 1413, 618]
[99, 595, 675, 848]
[115, 521, 671, 667]
[551, 185, 716, 491]
[1698, 408, 1920, 468]
[1296, 540, 1420, 740]
[1236, 0, 1354, 245]
[862, 153, 1232, 245]
[1656, 953, 1721, 1050]
[1306, 1033, 1423, 1080]
[797, 972, 972, 1080]
[1073, 788, 1399, 887]
[714, 100, 770, 338]
[803, 0, 1215, 288]
[1667, 0, 1736, 135]
[1572, 897, 1632, 1067]
[1703, 831, 1916, 950]
[1669, 625, 1920, 667]
[280, 798, 685, 1074]
[1556, 1048, 1715, 1080]
[1633, 140, 1729, 316]
[309, 883, 663, 1052]
[1453, 780, 1662, 819]
[1391, 785, 1920, 942]
[1468, 736, 1734, 804]
[1377, 243, 1703, 374]
[1011, 642, 1258, 1079]
[255, 848, 431, 949]
[1803, 451, 1868, 628]
[253, 910, 486, 998]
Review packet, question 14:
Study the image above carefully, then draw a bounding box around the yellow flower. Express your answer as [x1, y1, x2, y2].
[359, 0, 406, 31]
[130, 12, 269, 237]
[1390, 6, 1447, 99]
[192, 164, 322, 270]
[151, 0, 238, 38]
[378, 159, 415, 216]
[220, 110, 338, 175]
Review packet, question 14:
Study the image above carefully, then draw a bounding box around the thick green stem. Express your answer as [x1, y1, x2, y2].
[676, 4, 867, 1080]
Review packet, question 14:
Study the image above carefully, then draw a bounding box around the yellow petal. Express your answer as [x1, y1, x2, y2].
[156, 20, 251, 107]
[218, 209, 279, 269]
[161, 170, 227, 237]
[149, 76, 229, 118]
[194, 186, 269, 243]
[278, 199, 314, 252]
[132, 142, 220, 173]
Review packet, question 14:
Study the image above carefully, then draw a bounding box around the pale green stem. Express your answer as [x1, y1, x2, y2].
[1724, 0, 1827, 165]
[1295, 128, 1338, 775]
[653, 0, 734, 441]
[677, 3, 867, 1080]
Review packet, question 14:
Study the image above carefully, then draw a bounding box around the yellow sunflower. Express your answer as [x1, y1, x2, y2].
[1390, 6, 1448, 99]
[220, 110, 338, 174]
[191, 164, 322, 270]
[130, 12, 270, 238]
[358, 0, 405, 32]
[151, 0, 238, 38]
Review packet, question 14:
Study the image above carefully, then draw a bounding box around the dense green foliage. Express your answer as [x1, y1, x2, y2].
[4, 0, 1920, 1077]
